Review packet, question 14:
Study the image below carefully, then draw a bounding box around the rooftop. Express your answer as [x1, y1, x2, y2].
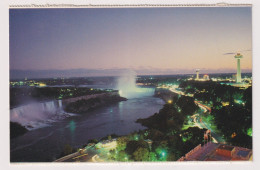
[237, 150, 251, 157]
[178, 142, 252, 161]
[217, 145, 235, 151]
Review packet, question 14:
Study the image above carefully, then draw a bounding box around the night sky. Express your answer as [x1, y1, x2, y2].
[9, 7, 252, 78]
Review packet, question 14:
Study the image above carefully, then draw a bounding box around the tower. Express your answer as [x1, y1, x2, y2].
[196, 69, 200, 80]
[234, 53, 243, 83]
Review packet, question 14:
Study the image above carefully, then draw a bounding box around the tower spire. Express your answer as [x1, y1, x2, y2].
[234, 53, 243, 83]
[196, 69, 200, 80]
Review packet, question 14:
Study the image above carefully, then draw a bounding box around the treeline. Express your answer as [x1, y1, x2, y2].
[10, 87, 105, 107]
[64, 95, 127, 113]
[212, 87, 252, 148]
[137, 95, 199, 132]
[179, 80, 245, 106]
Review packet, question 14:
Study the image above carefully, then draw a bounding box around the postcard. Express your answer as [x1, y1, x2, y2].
[8, 3, 252, 164]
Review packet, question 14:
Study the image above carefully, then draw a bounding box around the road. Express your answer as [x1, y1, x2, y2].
[169, 87, 225, 143]
[63, 150, 96, 162]
[54, 140, 116, 162]
[54, 145, 99, 162]
[194, 100, 225, 143]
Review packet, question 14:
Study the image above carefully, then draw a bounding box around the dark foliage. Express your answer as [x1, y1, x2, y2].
[59, 144, 77, 158]
[100, 134, 119, 141]
[137, 104, 184, 132]
[125, 140, 149, 157]
[176, 96, 199, 115]
[180, 80, 244, 106]
[213, 105, 252, 148]
[180, 127, 207, 154]
[10, 122, 28, 139]
[87, 139, 99, 144]
[64, 95, 126, 113]
[137, 95, 198, 133]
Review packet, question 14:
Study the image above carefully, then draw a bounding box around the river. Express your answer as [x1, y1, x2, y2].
[10, 88, 164, 162]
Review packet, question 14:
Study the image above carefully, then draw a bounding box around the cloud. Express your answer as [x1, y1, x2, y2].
[223, 52, 236, 55]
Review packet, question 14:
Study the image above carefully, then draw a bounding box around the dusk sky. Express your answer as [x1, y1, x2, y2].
[9, 7, 252, 78]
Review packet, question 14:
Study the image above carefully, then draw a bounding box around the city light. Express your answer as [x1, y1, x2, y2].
[134, 136, 139, 140]
[160, 150, 167, 159]
[247, 128, 252, 137]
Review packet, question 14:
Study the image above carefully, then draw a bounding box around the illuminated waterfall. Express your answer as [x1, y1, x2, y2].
[10, 100, 71, 130]
[116, 70, 154, 99]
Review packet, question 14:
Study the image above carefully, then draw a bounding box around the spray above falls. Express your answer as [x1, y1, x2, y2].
[116, 70, 154, 99]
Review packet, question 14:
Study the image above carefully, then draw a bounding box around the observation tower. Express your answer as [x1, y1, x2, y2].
[234, 53, 243, 83]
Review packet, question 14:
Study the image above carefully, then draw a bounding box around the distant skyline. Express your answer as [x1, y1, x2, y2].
[9, 7, 252, 78]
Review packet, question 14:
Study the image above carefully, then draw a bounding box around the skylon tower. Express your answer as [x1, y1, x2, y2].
[234, 53, 243, 83]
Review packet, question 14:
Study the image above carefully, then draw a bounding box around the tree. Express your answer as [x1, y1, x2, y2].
[88, 139, 98, 144]
[59, 144, 76, 157]
[166, 152, 176, 161]
[133, 147, 149, 161]
[230, 133, 252, 149]
[167, 135, 183, 159]
[176, 96, 199, 116]
[243, 86, 252, 110]
[109, 149, 116, 160]
[117, 150, 128, 161]
[10, 122, 28, 139]
[63, 144, 73, 155]
[152, 140, 168, 161]
[117, 136, 129, 151]
[125, 140, 149, 156]
[213, 104, 252, 148]
[181, 127, 206, 154]
[149, 152, 157, 161]
[137, 104, 185, 133]
[147, 129, 165, 141]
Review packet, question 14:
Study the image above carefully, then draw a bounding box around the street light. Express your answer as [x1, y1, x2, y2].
[160, 150, 167, 159]
[162, 152, 165, 157]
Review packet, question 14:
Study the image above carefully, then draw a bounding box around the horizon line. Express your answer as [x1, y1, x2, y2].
[10, 71, 252, 80]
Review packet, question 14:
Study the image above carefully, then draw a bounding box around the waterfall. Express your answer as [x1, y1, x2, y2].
[10, 100, 72, 130]
[116, 70, 155, 99]
[58, 100, 63, 109]
[43, 101, 56, 113]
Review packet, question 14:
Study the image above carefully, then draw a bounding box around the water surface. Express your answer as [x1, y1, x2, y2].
[10, 95, 164, 162]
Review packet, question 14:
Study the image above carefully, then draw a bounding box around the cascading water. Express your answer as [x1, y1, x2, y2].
[43, 101, 56, 113]
[58, 100, 63, 109]
[116, 70, 155, 99]
[10, 100, 74, 130]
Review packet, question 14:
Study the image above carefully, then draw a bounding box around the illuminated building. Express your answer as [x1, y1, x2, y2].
[222, 102, 230, 106]
[38, 83, 46, 87]
[203, 74, 210, 80]
[234, 53, 243, 83]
